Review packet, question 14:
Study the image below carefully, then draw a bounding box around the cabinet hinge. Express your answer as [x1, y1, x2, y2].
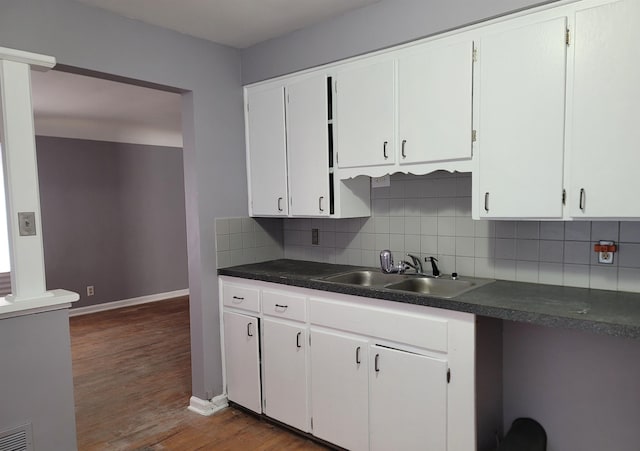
[472, 47, 478, 63]
[565, 28, 571, 46]
[472, 129, 477, 143]
[562, 189, 566, 205]
[447, 369, 451, 384]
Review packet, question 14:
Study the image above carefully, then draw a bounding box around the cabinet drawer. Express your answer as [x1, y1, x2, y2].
[262, 289, 306, 322]
[222, 283, 260, 312]
[309, 297, 447, 352]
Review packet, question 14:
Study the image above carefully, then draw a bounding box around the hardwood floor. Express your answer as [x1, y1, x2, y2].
[70, 298, 326, 450]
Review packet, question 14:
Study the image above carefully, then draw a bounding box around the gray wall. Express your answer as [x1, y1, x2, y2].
[0, 0, 247, 404]
[503, 322, 640, 451]
[241, 0, 556, 84]
[0, 309, 77, 450]
[36, 136, 188, 309]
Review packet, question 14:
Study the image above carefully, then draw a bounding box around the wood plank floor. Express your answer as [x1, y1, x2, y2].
[70, 297, 326, 450]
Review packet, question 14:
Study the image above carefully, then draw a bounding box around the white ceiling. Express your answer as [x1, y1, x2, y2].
[74, 0, 382, 48]
[31, 0, 382, 147]
[31, 69, 183, 148]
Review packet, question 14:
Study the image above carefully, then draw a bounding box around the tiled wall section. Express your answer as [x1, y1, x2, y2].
[283, 172, 640, 293]
[216, 217, 284, 268]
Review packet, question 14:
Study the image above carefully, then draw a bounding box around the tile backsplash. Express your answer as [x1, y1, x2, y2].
[215, 217, 284, 267]
[216, 172, 640, 293]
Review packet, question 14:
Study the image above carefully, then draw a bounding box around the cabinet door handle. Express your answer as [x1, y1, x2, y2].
[579, 188, 586, 211]
[274, 303, 288, 312]
[277, 197, 284, 212]
[356, 346, 361, 364]
[296, 331, 302, 348]
[319, 196, 324, 212]
[401, 139, 407, 159]
[247, 322, 253, 337]
[374, 353, 380, 372]
[232, 296, 244, 304]
[484, 192, 490, 212]
[383, 141, 388, 159]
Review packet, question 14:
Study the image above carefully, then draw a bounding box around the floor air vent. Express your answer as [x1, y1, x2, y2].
[0, 424, 33, 451]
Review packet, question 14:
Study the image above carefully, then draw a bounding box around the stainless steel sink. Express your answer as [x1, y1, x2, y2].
[385, 276, 494, 298]
[321, 270, 410, 287]
[319, 270, 494, 298]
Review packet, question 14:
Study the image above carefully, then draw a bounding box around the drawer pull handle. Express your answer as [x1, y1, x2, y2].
[401, 139, 407, 158]
[277, 197, 284, 212]
[356, 346, 361, 365]
[579, 188, 586, 211]
[484, 192, 490, 213]
[232, 296, 244, 304]
[296, 331, 302, 348]
[374, 353, 380, 372]
[383, 141, 388, 159]
[319, 196, 324, 212]
[275, 304, 288, 312]
[247, 322, 254, 337]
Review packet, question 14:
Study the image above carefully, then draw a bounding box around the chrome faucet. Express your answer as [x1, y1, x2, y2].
[380, 250, 425, 275]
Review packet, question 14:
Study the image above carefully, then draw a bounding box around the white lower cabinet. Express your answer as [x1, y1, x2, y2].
[309, 328, 369, 451]
[369, 345, 447, 451]
[222, 311, 262, 414]
[219, 276, 494, 450]
[262, 317, 309, 431]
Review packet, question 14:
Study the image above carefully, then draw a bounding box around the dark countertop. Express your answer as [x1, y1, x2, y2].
[218, 259, 640, 339]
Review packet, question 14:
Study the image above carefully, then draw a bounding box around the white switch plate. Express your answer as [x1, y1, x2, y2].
[371, 175, 390, 188]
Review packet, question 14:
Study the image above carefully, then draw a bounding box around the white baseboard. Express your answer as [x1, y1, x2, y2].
[68, 289, 189, 317]
[187, 394, 228, 416]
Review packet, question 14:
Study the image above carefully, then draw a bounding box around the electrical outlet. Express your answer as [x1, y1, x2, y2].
[87, 285, 95, 296]
[371, 175, 391, 188]
[597, 240, 615, 264]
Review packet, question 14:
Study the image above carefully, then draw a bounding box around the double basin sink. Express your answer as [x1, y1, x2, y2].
[317, 270, 494, 299]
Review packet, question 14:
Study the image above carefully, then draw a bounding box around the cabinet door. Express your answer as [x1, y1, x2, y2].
[223, 311, 261, 413]
[477, 17, 567, 218]
[335, 58, 395, 168]
[310, 328, 369, 451]
[568, 0, 640, 218]
[287, 75, 330, 216]
[398, 40, 474, 165]
[369, 345, 448, 451]
[262, 318, 309, 431]
[245, 85, 289, 216]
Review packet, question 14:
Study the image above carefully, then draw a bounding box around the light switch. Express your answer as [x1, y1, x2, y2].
[18, 212, 36, 236]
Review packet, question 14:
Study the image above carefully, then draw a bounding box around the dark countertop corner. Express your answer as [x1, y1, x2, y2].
[218, 259, 640, 340]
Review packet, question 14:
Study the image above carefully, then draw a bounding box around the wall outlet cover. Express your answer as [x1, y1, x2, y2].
[371, 175, 391, 188]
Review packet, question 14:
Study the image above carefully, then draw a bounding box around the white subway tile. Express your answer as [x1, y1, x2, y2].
[494, 259, 517, 281]
[456, 237, 475, 257]
[215, 218, 230, 235]
[216, 234, 230, 251]
[495, 221, 517, 238]
[437, 197, 457, 217]
[516, 221, 540, 239]
[475, 220, 495, 238]
[563, 264, 590, 288]
[516, 261, 539, 283]
[539, 240, 564, 263]
[591, 221, 619, 242]
[389, 217, 405, 234]
[474, 258, 495, 278]
[389, 234, 405, 253]
[620, 222, 640, 243]
[374, 217, 390, 234]
[538, 263, 563, 286]
[375, 233, 390, 250]
[229, 218, 243, 233]
[438, 236, 456, 255]
[389, 198, 405, 217]
[373, 199, 390, 216]
[475, 238, 495, 259]
[618, 243, 640, 268]
[617, 267, 640, 293]
[564, 241, 591, 264]
[438, 217, 456, 236]
[456, 256, 475, 276]
[421, 217, 438, 235]
[360, 233, 375, 250]
[495, 238, 516, 260]
[565, 221, 591, 241]
[405, 234, 421, 253]
[405, 217, 421, 235]
[421, 198, 439, 216]
[455, 197, 472, 217]
[455, 217, 475, 237]
[516, 239, 539, 261]
[421, 235, 438, 255]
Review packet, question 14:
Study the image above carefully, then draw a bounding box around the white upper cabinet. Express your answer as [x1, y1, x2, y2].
[334, 58, 396, 169]
[245, 76, 370, 218]
[286, 75, 330, 216]
[567, 0, 640, 219]
[245, 85, 288, 216]
[476, 15, 568, 219]
[397, 39, 474, 165]
[334, 38, 475, 178]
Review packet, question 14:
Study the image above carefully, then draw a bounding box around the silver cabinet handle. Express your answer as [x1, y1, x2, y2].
[296, 331, 302, 348]
[247, 322, 253, 337]
[232, 295, 244, 304]
[374, 353, 380, 372]
[277, 197, 284, 212]
[356, 346, 361, 364]
[383, 141, 388, 159]
[579, 188, 585, 211]
[274, 304, 288, 312]
[401, 139, 407, 159]
[484, 192, 490, 212]
[319, 196, 324, 212]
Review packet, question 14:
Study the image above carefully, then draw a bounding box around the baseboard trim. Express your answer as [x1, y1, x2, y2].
[69, 289, 189, 317]
[188, 395, 228, 416]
